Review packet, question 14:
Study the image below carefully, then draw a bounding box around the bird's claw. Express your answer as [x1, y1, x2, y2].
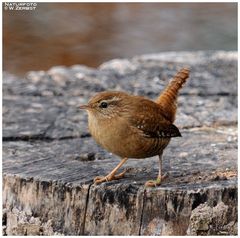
[145, 177, 161, 187]
[94, 168, 128, 185]
[145, 173, 169, 187]
[94, 176, 108, 184]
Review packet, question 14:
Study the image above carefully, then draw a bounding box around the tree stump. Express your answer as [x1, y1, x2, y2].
[3, 51, 237, 235]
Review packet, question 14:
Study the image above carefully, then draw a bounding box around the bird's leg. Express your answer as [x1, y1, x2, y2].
[94, 158, 128, 184]
[145, 152, 168, 187]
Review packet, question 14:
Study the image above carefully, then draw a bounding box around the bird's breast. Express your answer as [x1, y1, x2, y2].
[88, 113, 170, 158]
[88, 113, 129, 154]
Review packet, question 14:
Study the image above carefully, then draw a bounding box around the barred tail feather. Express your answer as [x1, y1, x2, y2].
[156, 68, 190, 123]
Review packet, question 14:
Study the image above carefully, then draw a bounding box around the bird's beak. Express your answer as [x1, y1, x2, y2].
[78, 104, 89, 110]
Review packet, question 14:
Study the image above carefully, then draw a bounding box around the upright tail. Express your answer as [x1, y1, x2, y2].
[156, 68, 190, 123]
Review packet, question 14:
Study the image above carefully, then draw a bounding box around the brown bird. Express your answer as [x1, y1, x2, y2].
[79, 68, 190, 187]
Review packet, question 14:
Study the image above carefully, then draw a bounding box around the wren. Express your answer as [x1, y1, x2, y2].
[79, 68, 190, 187]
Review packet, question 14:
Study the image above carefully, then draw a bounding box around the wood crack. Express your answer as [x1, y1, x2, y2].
[81, 183, 93, 235]
[138, 188, 146, 235]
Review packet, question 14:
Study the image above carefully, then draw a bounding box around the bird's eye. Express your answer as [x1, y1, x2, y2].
[99, 101, 108, 108]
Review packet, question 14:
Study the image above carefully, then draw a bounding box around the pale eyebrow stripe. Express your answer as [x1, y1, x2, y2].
[105, 97, 120, 103]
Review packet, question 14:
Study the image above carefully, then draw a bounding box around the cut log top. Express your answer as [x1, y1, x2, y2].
[2, 51, 237, 236]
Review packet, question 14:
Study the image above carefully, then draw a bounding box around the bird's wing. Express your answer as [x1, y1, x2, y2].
[128, 97, 181, 138]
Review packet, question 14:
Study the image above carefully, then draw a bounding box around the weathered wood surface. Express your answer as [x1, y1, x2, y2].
[2, 51, 237, 235]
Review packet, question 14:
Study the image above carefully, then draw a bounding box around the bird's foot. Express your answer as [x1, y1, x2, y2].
[145, 172, 169, 187]
[144, 178, 161, 187]
[94, 169, 128, 185]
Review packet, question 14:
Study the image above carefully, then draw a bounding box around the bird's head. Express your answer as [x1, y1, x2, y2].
[79, 91, 130, 119]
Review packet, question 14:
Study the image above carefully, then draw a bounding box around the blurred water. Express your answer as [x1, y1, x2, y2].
[3, 3, 237, 76]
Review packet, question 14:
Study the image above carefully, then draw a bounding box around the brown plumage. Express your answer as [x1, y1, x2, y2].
[79, 68, 190, 186]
